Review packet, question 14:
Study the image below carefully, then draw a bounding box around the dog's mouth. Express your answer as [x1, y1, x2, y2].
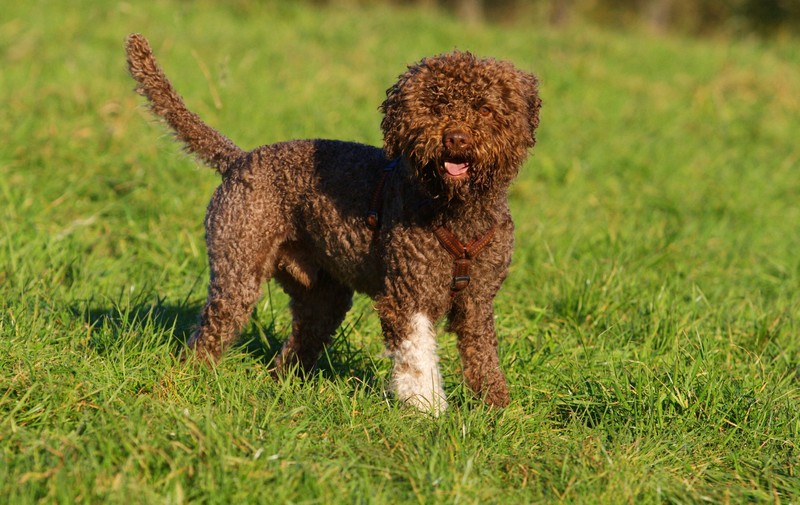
[443, 160, 470, 179]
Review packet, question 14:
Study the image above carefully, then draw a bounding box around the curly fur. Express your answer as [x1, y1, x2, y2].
[125, 34, 541, 412]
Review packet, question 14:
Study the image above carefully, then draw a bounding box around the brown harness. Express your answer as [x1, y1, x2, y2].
[366, 158, 399, 230]
[432, 224, 496, 296]
[366, 159, 496, 296]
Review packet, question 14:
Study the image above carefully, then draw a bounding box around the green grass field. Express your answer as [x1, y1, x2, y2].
[1, 0, 799, 503]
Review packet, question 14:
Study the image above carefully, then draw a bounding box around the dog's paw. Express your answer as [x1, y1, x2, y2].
[483, 381, 510, 408]
[392, 379, 449, 416]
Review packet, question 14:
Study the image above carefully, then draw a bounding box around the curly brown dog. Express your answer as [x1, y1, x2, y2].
[125, 34, 541, 414]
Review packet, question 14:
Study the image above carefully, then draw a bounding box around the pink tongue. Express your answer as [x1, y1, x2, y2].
[444, 162, 469, 176]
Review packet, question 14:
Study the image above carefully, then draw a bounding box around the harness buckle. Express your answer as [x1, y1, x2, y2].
[366, 211, 380, 230]
[451, 275, 471, 292]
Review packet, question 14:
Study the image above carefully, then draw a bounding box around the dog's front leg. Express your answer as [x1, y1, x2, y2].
[448, 297, 510, 407]
[378, 303, 448, 415]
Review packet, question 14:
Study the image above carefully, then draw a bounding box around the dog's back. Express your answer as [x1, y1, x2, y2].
[127, 34, 391, 294]
[247, 139, 390, 296]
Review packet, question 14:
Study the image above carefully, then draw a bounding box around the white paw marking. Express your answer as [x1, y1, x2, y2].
[390, 313, 448, 415]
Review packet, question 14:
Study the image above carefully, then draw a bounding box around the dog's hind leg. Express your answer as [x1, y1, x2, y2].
[273, 270, 354, 374]
[184, 182, 283, 363]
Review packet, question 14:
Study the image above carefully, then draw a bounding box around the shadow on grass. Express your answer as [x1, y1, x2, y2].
[74, 296, 381, 387]
[240, 322, 385, 389]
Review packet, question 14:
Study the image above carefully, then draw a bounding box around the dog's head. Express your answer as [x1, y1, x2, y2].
[380, 51, 541, 201]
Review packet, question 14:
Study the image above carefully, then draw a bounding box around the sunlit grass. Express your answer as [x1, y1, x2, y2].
[1, 0, 798, 503]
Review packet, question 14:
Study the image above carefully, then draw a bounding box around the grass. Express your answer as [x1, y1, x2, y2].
[1, 0, 799, 503]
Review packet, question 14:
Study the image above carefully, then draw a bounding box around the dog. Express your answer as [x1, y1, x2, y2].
[125, 33, 541, 414]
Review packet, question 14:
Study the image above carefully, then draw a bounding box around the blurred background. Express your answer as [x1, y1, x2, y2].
[310, 0, 800, 35]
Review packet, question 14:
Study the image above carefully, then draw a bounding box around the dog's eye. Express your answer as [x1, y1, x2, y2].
[478, 105, 493, 117]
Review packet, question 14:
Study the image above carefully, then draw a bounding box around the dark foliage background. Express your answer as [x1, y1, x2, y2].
[311, 0, 800, 35]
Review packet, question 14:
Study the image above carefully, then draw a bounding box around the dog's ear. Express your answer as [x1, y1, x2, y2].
[520, 71, 542, 148]
[379, 77, 407, 160]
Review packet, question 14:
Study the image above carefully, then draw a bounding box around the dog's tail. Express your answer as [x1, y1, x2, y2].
[125, 33, 245, 175]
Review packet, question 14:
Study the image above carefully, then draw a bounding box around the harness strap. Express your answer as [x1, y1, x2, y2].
[366, 158, 399, 230]
[433, 224, 496, 295]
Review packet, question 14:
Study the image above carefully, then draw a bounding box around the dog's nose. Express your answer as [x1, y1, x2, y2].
[443, 129, 472, 151]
